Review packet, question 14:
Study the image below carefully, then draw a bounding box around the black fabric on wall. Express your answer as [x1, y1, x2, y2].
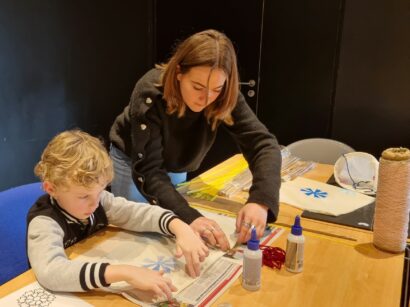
[332, 0, 410, 156]
[154, 0, 265, 179]
[0, 1, 154, 191]
[154, 0, 263, 112]
[258, 0, 344, 146]
[1, 0, 408, 191]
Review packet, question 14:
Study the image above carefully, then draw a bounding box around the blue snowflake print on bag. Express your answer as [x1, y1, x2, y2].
[300, 188, 328, 199]
[142, 256, 176, 273]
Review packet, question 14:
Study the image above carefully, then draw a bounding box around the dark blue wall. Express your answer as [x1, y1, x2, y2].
[0, 1, 154, 191]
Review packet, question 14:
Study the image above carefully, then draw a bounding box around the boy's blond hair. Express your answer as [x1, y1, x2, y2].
[34, 130, 114, 188]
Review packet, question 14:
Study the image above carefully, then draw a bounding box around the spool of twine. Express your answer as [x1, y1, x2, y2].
[373, 147, 410, 253]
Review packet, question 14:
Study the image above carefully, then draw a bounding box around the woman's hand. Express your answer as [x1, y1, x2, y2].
[169, 219, 209, 277]
[105, 265, 177, 302]
[190, 217, 230, 251]
[236, 203, 268, 243]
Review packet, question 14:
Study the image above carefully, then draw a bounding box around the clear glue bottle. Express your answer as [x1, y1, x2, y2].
[285, 215, 305, 273]
[242, 227, 262, 291]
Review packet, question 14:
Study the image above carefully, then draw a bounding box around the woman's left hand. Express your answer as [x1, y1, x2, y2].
[235, 203, 268, 243]
[190, 217, 230, 251]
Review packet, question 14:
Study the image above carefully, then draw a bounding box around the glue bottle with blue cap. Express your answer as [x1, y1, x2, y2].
[242, 226, 262, 291]
[285, 215, 305, 273]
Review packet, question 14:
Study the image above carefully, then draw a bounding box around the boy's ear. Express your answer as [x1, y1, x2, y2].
[43, 181, 56, 196]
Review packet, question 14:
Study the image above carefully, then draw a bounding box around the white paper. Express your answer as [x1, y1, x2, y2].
[75, 209, 241, 295]
[123, 256, 243, 307]
[77, 230, 226, 294]
[0, 282, 92, 307]
[76, 207, 243, 293]
[280, 177, 375, 216]
[1, 209, 283, 307]
[176, 256, 242, 306]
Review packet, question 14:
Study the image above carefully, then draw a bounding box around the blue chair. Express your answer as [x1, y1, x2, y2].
[0, 182, 44, 285]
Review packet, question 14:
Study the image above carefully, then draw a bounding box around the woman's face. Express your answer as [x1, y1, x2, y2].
[177, 66, 227, 112]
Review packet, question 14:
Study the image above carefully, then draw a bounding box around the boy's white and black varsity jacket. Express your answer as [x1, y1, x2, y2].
[26, 190, 177, 292]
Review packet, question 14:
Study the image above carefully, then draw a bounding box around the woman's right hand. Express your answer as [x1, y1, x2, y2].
[105, 265, 177, 302]
[190, 217, 230, 251]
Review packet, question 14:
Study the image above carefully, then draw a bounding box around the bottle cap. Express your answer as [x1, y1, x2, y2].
[247, 227, 260, 250]
[291, 215, 303, 236]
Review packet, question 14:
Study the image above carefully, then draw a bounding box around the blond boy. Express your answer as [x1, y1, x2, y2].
[27, 130, 208, 302]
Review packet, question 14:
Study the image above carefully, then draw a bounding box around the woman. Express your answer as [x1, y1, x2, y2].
[109, 29, 281, 249]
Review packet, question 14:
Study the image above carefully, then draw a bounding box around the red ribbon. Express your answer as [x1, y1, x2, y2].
[260, 245, 286, 269]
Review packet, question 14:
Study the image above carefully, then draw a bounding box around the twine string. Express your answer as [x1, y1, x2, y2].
[373, 148, 410, 253]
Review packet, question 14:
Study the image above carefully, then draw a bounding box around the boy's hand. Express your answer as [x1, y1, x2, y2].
[190, 217, 230, 251]
[170, 219, 209, 278]
[105, 265, 177, 302]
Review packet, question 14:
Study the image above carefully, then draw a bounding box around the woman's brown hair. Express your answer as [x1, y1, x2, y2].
[159, 29, 239, 130]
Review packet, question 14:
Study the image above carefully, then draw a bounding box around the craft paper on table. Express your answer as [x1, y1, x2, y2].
[77, 209, 283, 306]
[77, 209, 238, 291]
[77, 230, 225, 294]
[0, 282, 92, 307]
[280, 177, 375, 216]
[124, 256, 243, 307]
[75, 209, 239, 299]
[121, 210, 283, 307]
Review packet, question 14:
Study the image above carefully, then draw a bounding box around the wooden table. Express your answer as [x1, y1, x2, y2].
[0, 156, 404, 307]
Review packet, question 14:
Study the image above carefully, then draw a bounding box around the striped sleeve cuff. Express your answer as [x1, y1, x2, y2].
[79, 262, 110, 291]
[158, 211, 178, 236]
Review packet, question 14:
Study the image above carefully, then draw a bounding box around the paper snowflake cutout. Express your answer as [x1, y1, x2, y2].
[142, 256, 176, 273]
[17, 288, 55, 307]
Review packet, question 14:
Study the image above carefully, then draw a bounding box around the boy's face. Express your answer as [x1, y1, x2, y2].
[43, 181, 106, 220]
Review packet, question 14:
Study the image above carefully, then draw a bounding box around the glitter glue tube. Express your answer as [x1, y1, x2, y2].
[242, 227, 262, 291]
[285, 215, 305, 273]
